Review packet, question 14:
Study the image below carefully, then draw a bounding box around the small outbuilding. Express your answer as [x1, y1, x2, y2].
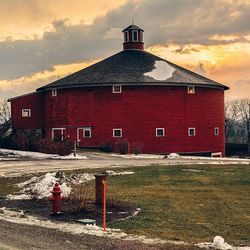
[9, 24, 229, 155]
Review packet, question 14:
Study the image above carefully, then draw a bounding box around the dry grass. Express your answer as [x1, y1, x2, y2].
[107, 164, 250, 246]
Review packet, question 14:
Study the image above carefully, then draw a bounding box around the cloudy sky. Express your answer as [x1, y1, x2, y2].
[0, 0, 250, 101]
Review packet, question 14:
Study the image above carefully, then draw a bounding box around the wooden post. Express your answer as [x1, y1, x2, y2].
[74, 140, 77, 157]
[94, 173, 108, 205]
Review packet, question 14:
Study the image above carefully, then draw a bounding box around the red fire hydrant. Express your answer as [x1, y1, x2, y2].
[49, 183, 63, 215]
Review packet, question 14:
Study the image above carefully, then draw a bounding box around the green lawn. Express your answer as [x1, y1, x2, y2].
[107, 164, 250, 245]
[1, 164, 249, 246]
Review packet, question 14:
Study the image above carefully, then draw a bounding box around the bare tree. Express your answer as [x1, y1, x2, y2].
[0, 99, 11, 124]
[237, 99, 250, 155]
[225, 100, 240, 143]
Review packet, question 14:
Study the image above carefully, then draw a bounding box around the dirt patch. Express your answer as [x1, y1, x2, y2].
[0, 197, 137, 225]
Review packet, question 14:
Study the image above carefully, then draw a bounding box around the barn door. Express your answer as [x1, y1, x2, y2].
[77, 127, 91, 147]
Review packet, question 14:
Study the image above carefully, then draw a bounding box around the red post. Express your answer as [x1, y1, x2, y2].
[103, 179, 107, 231]
[94, 173, 108, 205]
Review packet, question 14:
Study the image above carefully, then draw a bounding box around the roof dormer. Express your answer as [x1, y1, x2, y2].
[122, 24, 144, 50]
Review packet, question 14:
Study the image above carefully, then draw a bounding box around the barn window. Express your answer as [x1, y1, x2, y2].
[124, 31, 129, 42]
[83, 128, 91, 138]
[214, 127, 219, 136]
[132, 30, 138, 42]
[188, 86, 195, 94]
[52, 89, 57, 96]
[113, 129, 122, 137]
[188, 128, 196, 136]
[112, 85, 122, 93]
[156, 128, 165, 137]
[22, 109, 31, 117]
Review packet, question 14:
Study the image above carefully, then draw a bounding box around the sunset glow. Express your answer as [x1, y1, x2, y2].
[0, 0, 249, 101]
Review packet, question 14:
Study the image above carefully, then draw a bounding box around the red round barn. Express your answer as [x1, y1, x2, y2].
[9, 24, 229, 155]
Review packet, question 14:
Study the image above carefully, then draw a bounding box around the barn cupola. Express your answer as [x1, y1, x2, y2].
[122, 24, 144, 50]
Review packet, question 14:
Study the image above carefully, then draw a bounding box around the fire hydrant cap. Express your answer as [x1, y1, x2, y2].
[51, 183, 62, 194]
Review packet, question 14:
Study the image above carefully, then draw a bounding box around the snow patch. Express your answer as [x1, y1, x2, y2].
[167, 153, 181, 159]
[0, 148, 87, 160]
[6, 172, 95, 200]
[144, 61, 175, 81]
[118, 208, 141, 221]
[111, 153, 164, 159]
[106, 170, 134, 176]
[196, 236, 250, 250]
[0, 207, 187, 246]
[6, 170, 134, 200]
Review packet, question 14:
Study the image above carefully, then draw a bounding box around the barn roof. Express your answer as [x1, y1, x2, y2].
[37, 49, 229, 91]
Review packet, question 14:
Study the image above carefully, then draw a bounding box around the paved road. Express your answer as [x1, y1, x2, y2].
[0, 219, 170, 250]
[0, 152, 249, 177]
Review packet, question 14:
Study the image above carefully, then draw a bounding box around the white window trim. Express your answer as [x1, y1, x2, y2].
[113, 128, 122, 138]
[83, 127, 92, 138]
[112, 85, 122, 93]
[156, 128, 165, 137]
[214, 127, 219, 136]
[132, 30, 138, 42]
[188, 128, 196, 136]
[51, 128, 65, 141]
[22, 109, 31, 117]
[188, 86, 195, 94]
[124, 31, 129, 42]
[52, 89, 57, 97]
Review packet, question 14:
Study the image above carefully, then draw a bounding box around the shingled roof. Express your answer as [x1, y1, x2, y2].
[37, 49, 229, 91]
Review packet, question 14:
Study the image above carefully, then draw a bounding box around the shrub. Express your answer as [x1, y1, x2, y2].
[66, 182, 94, 212]
[100, 141, 113, 152]
[34, 138, 74, 156]
[113, 139, 130, 154]
[0, 134, 73, 156]
[0, 135, 18, 149]
[131, 142, 144, 155]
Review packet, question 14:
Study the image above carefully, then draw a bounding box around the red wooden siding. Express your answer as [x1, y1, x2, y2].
[33, 85, 225, 155]
[11, 92, 45, 129]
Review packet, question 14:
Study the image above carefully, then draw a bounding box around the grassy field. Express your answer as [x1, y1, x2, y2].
[106, 164, 250, 245]
[0, 164, 249, 246]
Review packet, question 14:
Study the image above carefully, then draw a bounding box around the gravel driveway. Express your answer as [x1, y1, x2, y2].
[0, 151, 249, 177]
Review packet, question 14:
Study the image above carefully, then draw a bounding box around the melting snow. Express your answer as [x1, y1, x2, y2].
[6, 170, 134, 200]
[111, 153, 164, 159]
[0, 148, 88, 160]
[144, 60, 175, 81]
[6, 172, 95, 200]
[197, 236, 250, 250]
[0, 207, 187, 246]
[106, 170, 134, 176]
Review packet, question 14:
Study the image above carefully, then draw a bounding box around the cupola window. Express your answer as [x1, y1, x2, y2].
[132, 30, 138, 42]
[124, 31, 129, 42]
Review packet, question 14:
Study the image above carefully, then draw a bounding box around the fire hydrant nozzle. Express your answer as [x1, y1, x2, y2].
[49, 183, 63, 215]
